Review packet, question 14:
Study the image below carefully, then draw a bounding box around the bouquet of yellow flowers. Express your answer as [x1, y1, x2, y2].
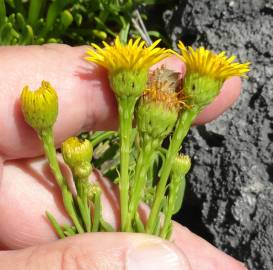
[20, 37, 250, 239]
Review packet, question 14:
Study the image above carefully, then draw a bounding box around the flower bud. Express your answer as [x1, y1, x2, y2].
[87, 184, 101, 201]
[20, 81, 58, 131]
[172, 155, 191, 176]
[61, 137, 93, 178]
[73, 161, 92, 179]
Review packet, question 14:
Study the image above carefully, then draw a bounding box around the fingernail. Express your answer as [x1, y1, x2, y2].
[126, 240, 189, 270]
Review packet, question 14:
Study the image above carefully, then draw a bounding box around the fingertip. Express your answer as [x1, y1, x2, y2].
[194, 76, 242, 125]
[151, 55, 186, 76]
[172, 222, 247, 270]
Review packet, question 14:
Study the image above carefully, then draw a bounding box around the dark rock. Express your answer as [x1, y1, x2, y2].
[160, 0, 273, 269]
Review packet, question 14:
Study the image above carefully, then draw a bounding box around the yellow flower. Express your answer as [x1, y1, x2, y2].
[20, 81, 58, 131]
[86, 37, 171, 98]
[86, 36, 170, 73]
[175, 41, 250, 108]
[177, 41, 250, 80]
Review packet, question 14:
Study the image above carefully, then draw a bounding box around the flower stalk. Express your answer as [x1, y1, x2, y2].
[126, 137, 155, 231]
[86, 37, 170, 231]
[146, 107, 200, 233]
[160, 155, 191, 239]
[126, 67, 181, 231]
[118, 96, 137, 231]
[20, 81, 84, 234]
[40, 130, 85, 234]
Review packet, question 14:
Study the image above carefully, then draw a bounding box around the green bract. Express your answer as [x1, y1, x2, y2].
[137, 101, 178, 141]
[110, 69, 148, 98]
[184, 73, 223, 108]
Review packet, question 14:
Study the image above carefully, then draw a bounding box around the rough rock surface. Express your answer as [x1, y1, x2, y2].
[156, 0, 273, 269]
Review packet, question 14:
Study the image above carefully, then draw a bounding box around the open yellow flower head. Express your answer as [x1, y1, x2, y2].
[178, 41, 250, 80]
[20, 81, 58, 131]
[61, 137, 93, 179]
[177, 41, 250, 108]
[86, 37, 170, 98]
[87, 36, 170, 72]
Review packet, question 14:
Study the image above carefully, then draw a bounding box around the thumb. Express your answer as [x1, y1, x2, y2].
[0, 233, 191, 270]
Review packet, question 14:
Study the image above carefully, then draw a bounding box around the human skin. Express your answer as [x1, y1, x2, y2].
[0, 45, 246, 270]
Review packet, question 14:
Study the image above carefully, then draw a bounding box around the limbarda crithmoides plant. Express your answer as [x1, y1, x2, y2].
[20, 37, 250, 239]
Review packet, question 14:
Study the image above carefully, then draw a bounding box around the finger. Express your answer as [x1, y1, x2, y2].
[0, 44, 117, 160]
[0, 157, 246, 270]
[0, 233, 190, 270]
[0, 156, 119, 249]
[171, 223, 247, 270]
[0, 46, 240, 160]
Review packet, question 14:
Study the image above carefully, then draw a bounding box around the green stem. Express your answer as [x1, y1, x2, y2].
[100, 218, 114, 232]
[126, 138, 155, 231]
[63, 224, 76, 236]
[160, 174, 181, 239]
[76, 180, 85, 199]
[46, 211, 65, 239]
[91, 131, 117, 147]
[76, 196, 88, 232]
[39, 129, 84, 233]
[173, 176, 186, 215]
[146, 108, 199, 233]
[75, 179, 91, 232]
[134, 212, 145, 233]
[39, 128, 66, 189]
[92, 191, 101, 232]
[62, 186, 84, 233]
[118, 96, 137, 231]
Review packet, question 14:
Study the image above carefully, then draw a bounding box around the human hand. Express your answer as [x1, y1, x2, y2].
[0, 45, 246, 269]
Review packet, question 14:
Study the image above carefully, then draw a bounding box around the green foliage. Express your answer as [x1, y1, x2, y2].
[0, 0, 158, 45]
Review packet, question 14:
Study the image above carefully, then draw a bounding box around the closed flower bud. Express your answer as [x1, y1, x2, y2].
[61, 137, 93, 178]
[87, 184, 101, 200]
[172, 155, 191, 176]
[73, 161, 92, 179]
[20, 81, 58, 131]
